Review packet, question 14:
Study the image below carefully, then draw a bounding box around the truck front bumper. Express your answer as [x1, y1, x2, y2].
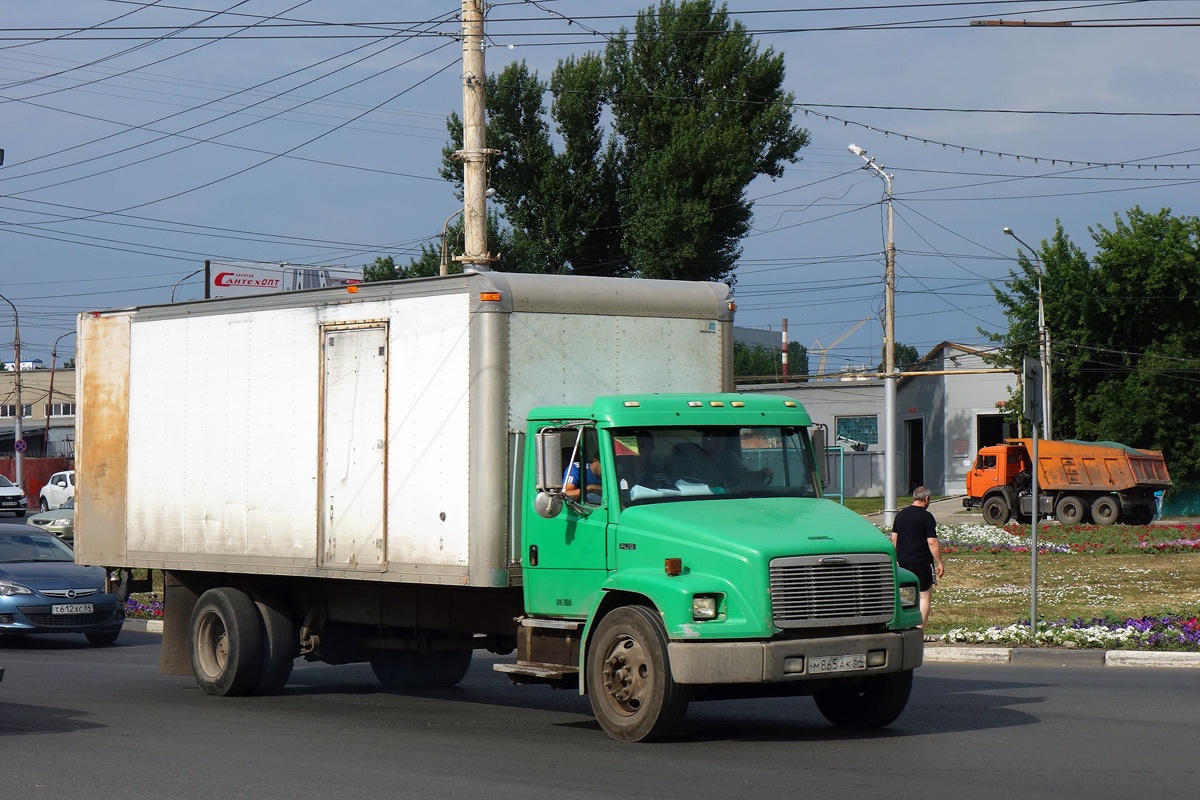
[667, 629, 924, 685]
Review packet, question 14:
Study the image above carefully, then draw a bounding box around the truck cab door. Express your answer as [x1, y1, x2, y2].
[523, 426, 611, 619]
[969, 453, 1000, 496]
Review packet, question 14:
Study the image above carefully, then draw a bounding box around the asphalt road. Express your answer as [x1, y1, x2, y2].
[2, 631, 1197, 799]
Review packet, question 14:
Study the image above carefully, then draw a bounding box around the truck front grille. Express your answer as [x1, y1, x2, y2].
[769, 554, 895, 629]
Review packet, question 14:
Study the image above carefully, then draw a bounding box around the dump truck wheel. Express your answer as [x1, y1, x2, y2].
[1055, 496, 1087, 525]
[587, 605, 690, 742]
[814, 669, 913, 729]
[981, 496, 1010, 525]
[1090, 496, 1120, 527]
[190, 587, 264, 696]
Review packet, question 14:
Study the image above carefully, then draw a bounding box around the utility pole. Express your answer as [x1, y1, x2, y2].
[456, 0, 495, 272]
[849, 144, 898, 527]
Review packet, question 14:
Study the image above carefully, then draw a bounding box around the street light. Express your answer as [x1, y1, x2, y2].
[440, 208, 464, 277]
[0, 292, 24, 490]
[441, 187, 494, 276]
[849, 143, 898, 526]
[44, 330, 75, 454]
[1003, 227, 1052, 439]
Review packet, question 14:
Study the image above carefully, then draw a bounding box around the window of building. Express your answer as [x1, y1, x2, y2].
[836, 416, 878, 446]
[44, 402, 76, 417]
[0, 404, 32, 418]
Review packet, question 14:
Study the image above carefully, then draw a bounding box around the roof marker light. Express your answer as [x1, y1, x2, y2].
[709, 401, 724, 407]
[623, 401, 640, 407]
[688, 401, 703, 407]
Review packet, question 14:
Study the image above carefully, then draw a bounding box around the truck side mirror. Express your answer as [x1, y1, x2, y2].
[535, 430, 567, 493]
[534, 429, 570, 519]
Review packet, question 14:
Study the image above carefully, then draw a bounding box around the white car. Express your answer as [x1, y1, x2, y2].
[0, 474, 27, 518]
[39, 470, 75, 511]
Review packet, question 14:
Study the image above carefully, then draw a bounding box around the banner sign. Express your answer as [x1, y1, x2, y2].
[206, 261, 362, 299]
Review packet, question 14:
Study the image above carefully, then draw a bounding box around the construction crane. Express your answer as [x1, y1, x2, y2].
[812, 316, 872, 378]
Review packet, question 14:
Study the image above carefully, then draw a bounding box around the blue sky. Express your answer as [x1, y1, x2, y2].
[2, 1, 1196, 375]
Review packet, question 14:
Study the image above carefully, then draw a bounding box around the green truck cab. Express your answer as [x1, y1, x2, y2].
[504, 393, 924, 741]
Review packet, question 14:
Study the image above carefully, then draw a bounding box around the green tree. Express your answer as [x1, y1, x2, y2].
[987, 207, 1200, 488]
[733, 340, 808, 381]
[362, 212, 546, 281]
[733, 341, 777, 379]
[884, 342, 921, 369]
[787, 341, 809, 379]
[440, 0, 807, 281]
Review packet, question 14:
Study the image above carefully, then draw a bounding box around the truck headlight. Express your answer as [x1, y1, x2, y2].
[898, 585, 918, 608]
[692, 594, 722, 620]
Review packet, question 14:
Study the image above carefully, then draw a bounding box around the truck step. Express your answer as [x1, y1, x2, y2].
[493, 661, 579, 680]
[493, 661, 580, 687]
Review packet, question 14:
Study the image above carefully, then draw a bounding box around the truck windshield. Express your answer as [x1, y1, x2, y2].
[610, 425, 819, 508]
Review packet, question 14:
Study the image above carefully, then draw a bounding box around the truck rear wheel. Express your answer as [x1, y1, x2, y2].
[1055, 496, 1087, 525]
[981, 496, 1011, 526]
[190, 587, 264, 697]
[814, 669, 913, 729]
[251, 593, 296, 695]
[586, 605, 689, 742]
[1090, 496, 1120, 526]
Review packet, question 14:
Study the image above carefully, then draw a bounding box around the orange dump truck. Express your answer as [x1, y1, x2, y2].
[964, 439, 1171, 526]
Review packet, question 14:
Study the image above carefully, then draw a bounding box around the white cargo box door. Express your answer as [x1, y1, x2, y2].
[320, 323, 388, 570]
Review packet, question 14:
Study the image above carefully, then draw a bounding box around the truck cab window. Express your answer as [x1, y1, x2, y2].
[610, 425, 818, 509]
[563, 428, 604, 507]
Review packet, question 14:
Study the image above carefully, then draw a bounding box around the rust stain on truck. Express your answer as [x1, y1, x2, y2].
[75, 312, 131, 566]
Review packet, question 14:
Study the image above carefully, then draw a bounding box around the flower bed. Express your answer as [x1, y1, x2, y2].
[943, 616, 1200, 651]
[125, 593, 164, 620]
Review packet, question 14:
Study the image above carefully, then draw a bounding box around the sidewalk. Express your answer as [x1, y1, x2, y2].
[865, 495, 980, 526]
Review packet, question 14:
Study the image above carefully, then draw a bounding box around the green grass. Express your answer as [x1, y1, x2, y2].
[925, 522, 1200, 636]
[840, 495, 945, 515]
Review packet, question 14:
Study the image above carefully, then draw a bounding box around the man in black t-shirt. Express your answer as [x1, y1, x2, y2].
[889, 486, 944, 635]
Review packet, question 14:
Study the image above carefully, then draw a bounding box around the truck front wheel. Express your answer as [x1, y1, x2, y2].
[1090, 496, 1120, 526]
[587, 605, 689, 742]
[981, 495, 1010, 526]
[190, 587, 264, 696]
[814, 669, 913, 729]
[1055, 495, 1087, 525]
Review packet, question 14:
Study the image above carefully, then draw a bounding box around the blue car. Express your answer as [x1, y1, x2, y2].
[0, 522, 124, 645]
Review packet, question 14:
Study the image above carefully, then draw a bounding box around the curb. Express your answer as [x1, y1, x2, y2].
[924, 644, 1200, 669]
[119, 619, 1197, 668]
